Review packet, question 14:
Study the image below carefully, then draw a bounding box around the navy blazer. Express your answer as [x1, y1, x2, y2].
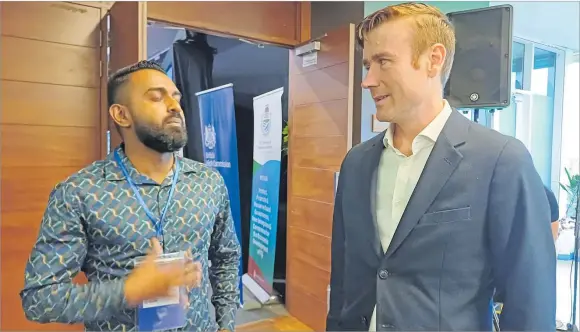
[327, 109, 556, 331]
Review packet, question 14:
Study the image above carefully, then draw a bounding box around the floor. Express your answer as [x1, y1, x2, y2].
[235, 302, 289, 326]
[228, 286, 311, 331]
[238, 315, 312, 332]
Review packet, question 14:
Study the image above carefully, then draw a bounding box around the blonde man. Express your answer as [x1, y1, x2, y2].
[327, 3, 556, 331]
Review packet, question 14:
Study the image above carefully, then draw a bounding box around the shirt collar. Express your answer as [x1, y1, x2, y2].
[383, 100, 453, 155]
[104, 145, 197, 185]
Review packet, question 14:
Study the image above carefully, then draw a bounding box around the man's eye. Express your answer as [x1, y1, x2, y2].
[149, 94, 163, 102]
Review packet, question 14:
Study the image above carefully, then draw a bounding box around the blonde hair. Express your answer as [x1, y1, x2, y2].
[356, 2, 456, 85]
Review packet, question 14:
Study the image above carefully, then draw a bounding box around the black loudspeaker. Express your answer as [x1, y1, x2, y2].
[444, 5, 514, 109]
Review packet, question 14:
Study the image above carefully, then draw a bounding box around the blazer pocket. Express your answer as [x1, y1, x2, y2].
[419, 207, 471, 225]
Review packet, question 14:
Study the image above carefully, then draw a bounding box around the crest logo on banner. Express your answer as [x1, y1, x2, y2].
[204, 124, 217, 150]
[261, 105, 271, 136]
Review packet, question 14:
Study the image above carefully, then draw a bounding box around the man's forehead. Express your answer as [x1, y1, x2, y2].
[362, 21, 413, 57]
[129, 69, 178, 91]
[129, 69, 170, 84]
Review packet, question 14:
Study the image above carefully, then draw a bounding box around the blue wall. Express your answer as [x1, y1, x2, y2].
[360, 1, 490, 142]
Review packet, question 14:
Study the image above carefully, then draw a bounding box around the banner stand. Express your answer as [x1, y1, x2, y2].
[245, 87, 285, 309]
[195, 84, 245, 306]
[241, 274, 281, 310]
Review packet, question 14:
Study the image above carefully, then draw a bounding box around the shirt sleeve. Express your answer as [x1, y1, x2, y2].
[544, 186, 560, 222]
[20, 183, 129, 324]
[209, 174, 242, 331]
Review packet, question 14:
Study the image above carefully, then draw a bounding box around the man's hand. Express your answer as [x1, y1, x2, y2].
[124, 238, 202, 307]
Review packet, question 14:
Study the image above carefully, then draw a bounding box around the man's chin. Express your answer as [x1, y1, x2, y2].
[375, 109, 393, 123]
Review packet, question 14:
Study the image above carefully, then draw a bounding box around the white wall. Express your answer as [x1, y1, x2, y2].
[490, 1, 579, 51]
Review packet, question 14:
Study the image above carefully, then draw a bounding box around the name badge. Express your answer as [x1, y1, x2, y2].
[135, 252, 187, 331]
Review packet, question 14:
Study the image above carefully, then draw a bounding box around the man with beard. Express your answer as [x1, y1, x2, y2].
[20, 60, 241, 332]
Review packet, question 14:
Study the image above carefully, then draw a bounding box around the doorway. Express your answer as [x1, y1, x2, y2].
[146, 20, 290, 325]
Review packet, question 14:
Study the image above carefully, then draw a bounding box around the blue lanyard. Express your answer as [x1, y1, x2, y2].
[113, 150, 180, 240]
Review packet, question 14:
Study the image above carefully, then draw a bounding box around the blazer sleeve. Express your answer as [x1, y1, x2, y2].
[326, 159, 347, 331]
[487, 138, 556, 331]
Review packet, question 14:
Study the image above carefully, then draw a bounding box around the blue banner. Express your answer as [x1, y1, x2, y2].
[247, 88, 284, 295]
[195, 84, 244, 304]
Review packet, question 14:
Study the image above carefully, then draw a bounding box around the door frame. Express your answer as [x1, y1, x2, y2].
[285, 23, 362, 329]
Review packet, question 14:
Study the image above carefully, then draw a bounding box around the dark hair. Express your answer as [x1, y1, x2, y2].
[107, 60, 166, 108]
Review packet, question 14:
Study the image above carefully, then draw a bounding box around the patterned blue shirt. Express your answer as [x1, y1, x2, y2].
[20, 146, 241, 331]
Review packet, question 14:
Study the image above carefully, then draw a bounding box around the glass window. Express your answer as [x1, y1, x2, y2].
[528, 47, 557, 186]
[559, 59, 580, 219]
[532, 47, 557, 97]
[556, 58, 579, 328]
[512, 42, 525, 90]
[493, 42, 524, 137]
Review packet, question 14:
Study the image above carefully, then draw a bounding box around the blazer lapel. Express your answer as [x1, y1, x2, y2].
[384, 110, 469, 259]
[360, 133, 385, 261]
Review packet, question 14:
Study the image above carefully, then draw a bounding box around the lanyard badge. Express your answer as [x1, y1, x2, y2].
[114, 150, 180, 248]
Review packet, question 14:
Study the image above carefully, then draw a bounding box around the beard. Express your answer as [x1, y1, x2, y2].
[133, 115, 188, 153]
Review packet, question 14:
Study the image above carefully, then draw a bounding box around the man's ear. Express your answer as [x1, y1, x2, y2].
[427, 43, 447, 79]
[109, 104, 131, 129]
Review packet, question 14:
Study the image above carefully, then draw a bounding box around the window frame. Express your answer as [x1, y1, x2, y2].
[511, 37, 567, 196]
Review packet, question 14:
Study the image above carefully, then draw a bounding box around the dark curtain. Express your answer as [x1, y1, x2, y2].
[172, 33, 216, 162]
[232, 101, 253, 275]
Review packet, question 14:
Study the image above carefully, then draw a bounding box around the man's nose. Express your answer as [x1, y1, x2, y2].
[167, 98, 183, 113]
[361, 67, 379, 89]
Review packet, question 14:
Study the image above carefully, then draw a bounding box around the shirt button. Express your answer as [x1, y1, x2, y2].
[378, 269, 389, 279]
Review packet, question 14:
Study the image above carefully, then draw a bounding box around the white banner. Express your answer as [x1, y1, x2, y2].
[246, 87, 284, 295]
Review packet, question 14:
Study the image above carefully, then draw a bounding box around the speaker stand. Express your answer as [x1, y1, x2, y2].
[473, 108, 480, 123]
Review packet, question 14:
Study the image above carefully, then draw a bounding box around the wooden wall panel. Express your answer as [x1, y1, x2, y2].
[310, 1, 365, 39]
[1, 81, 100, 127]
[1, 36, 100, 87]
[287, 257, 331, 304]
[0, 2, 104, 330]
[147, 1, 310, 46]
[287, 227, 332, 272]
[1, 167, 83, 212]
[288, 197, 333, 237]
[291, 136, 347, 169]
[1, 126, 99, 167]
[286, 24, 357, 330]
[290, 63, 350, 106]
[292, 100, 349, 137]
[69, 1, 115, 10]
[286, 283, 329, 331]
[1, 2, 101, 46]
